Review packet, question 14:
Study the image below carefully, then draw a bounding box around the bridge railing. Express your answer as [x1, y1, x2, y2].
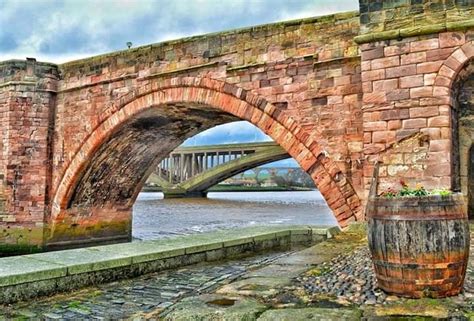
[156, 149, 257, 183]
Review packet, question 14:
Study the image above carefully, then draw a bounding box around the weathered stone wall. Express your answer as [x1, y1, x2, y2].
[360, 30, 474, 196]
[359, 0, 474, 36]
[454, 60, 474, 217]
[54, 11, 362, 194]
[0, 60, 59, 253]
[470, 147, 474, 216]
[356, 0, 474, 216]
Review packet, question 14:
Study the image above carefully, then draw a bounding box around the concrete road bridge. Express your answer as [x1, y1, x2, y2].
[147, 142, 290, 197]
[228, 166, 312, 185]
[1, 0, 474, 253]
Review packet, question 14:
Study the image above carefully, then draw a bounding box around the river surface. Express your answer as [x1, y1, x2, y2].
[132, 191, 337, 240]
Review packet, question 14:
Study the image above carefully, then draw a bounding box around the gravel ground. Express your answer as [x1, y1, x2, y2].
[297, 241, 474, 310]
[297, 247, 387, 305]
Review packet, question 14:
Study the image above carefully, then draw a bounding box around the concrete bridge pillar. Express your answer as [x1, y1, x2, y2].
[0, 59, 59, 254]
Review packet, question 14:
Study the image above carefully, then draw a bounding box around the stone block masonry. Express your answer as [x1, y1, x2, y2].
[0, 0, 473, 253]
[360, 31, 474, 195]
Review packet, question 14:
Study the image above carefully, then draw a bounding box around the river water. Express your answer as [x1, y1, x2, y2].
[132, 191, 337, 240]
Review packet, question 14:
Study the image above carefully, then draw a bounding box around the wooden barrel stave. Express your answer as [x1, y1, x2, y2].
[370, 221, 469, 264]
[367, 194, 470, 298]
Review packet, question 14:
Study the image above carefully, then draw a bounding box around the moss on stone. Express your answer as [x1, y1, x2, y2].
[258, 307, 362, 321]
[0, 226, 45, 256]
[0, 243, 43, 257]
[305, 266, 331, 277]
[447, 19, 474, 31]
[373, 299, 449, 319]
[355, 18, 474, 44]
[42, 220, 131, 252]
[399, 24, 446, 38]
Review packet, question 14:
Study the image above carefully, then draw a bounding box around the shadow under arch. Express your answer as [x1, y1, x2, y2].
[49, 77, 362, 247]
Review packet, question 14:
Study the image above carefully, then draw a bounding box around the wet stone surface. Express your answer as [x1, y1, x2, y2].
[0, 251, 293, 320]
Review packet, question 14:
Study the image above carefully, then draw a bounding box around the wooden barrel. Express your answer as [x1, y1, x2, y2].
[367, 194, 470, 298]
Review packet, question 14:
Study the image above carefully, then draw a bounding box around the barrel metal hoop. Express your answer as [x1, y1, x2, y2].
[374, 273, 462, 286]
[367, 214, 467, 221]
[372, 259, 467, 270]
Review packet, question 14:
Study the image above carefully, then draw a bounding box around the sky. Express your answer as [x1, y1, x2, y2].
[1, 0, 358, 167]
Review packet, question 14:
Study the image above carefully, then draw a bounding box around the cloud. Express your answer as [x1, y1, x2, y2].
[182, 121, 272, 146]
[182, 121, 299, 167]
[0, 0, 359, 62]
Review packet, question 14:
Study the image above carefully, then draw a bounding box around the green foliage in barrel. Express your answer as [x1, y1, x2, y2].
[381, 180, 452, 198]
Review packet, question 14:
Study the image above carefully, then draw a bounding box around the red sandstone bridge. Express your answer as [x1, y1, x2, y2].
[0, 0, 473, 254]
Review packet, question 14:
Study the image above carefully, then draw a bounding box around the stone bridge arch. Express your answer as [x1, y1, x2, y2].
[432, 41, 474, 91]
[432, 40, 474, 218]
[49, 77, 362, 247]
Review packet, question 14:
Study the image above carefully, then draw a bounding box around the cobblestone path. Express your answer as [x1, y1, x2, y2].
[0, 250, 294, 320]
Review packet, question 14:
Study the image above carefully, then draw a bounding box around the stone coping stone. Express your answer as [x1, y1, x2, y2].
[0, 256, 66, 287]
[93, 242, 187, 264]
[0, 225, 337, 289]
[313, 226, 340, 238]
[26, 247, 133, 275]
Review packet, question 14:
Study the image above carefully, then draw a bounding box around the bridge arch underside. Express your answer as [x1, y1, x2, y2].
[49, 84, 362, 248]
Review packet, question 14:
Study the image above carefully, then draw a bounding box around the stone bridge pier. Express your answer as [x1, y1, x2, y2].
[0, 0, 473, 254]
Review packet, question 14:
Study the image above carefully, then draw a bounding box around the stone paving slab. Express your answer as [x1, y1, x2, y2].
[0, 225, 335, 304]
[216, 276, 293, 298]
[27, 247, 133, 275]
[257, 307, 362, 320]
[246, 263, 309, 278]
[162, 294, 267, 321]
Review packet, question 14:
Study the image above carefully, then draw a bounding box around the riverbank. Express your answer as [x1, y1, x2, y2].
[141, 185, 314, 193]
